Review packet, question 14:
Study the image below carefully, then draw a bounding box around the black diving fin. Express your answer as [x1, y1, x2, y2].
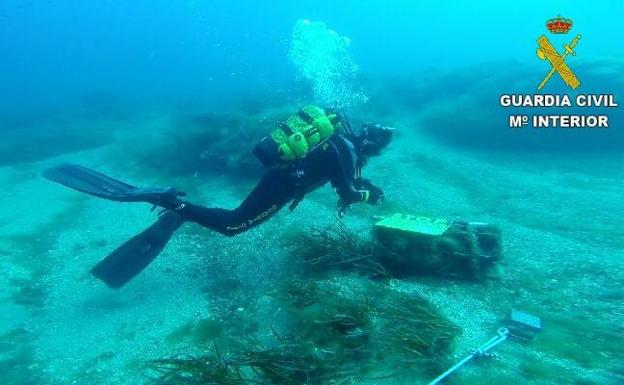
[43, 163, 185, 205]
[43, 163, 187, 288]
[91, 211, 184, 289]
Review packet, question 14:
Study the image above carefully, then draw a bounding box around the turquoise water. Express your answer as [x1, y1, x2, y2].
[0, 1, 623, 384]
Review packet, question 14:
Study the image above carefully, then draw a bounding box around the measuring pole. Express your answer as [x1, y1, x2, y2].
[428, 328, 510, 385]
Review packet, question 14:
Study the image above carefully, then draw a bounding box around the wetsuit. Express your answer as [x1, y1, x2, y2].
[177, 135, 371, 236]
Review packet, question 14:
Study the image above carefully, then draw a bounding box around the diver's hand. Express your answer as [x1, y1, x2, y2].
[149, 187, 187, 212]
[354, 178, 381, 192]
[366, 185, 384, 205]
[355, 178, 384, 204]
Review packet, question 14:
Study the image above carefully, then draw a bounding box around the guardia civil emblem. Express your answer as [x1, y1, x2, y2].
[536, 16, 581, 90]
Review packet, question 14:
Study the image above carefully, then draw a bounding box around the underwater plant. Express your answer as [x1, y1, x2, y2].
[285, 222, 390, 278]
[287, 221, 501, 281]
[148, 276, 459, 385]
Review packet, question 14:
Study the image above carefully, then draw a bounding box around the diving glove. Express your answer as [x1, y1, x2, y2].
[145, 187, 187, 210]
[354, 178, 384, 204]
[366, 186, 384, 205]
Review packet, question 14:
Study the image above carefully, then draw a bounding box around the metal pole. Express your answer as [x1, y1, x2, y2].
[428, 328, 510, 385]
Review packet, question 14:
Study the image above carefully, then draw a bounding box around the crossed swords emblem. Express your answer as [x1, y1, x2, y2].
[536, 34, 582, 90]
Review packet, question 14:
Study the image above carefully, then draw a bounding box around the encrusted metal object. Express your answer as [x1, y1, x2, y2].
[428, 310, 542, 385]
[373, 214, 502, 280]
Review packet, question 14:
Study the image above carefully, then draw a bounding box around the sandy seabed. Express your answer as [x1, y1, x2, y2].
[1, 71, 623, 385]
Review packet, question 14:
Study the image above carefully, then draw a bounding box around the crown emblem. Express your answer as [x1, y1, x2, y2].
[546, 15, 573, 34]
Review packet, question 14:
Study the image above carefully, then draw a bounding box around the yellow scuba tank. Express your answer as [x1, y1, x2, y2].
[253, 105, 341, 168]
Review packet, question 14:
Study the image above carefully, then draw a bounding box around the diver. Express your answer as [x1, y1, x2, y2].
[43, 106, 394, 288]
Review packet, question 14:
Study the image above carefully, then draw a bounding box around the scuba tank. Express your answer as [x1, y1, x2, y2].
[253, 105, 343, 168]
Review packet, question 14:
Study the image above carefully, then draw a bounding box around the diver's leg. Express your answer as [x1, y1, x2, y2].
[178, 168, 296, 236]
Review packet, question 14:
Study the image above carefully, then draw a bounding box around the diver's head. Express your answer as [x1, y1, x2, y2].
[355, 123, 394, 164]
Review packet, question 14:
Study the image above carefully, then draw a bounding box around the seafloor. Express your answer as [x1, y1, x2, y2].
[0, 62, 623, 385]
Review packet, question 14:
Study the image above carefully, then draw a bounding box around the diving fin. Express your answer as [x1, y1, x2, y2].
[91, 211, 184, 289]
[43, 163, 185, 205]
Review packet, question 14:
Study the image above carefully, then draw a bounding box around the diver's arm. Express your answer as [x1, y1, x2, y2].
[329, 158, 375, 206]
[327, 137, 383, 215]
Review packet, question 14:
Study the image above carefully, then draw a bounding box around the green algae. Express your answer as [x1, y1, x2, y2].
[285, 223, 390, 278]
[149, 276, 459, 384]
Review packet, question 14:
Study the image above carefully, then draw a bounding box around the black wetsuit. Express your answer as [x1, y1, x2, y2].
[178, 135, 368, 236]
